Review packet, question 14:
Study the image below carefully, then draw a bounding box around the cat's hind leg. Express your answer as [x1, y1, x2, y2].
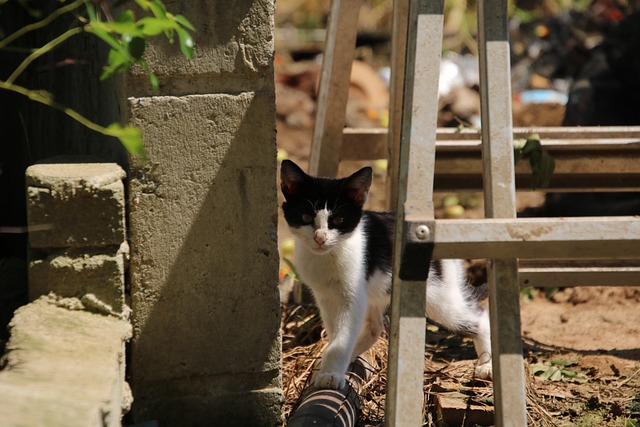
[426, 260, 493, 380]
[471, 303, 492, 380]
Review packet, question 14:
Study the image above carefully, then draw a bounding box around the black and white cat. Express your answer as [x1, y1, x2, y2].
[280, 160, 492, 389]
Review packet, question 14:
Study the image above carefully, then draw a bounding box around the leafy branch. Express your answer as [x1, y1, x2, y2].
[0, 79, 143, 155]
[0, 0, 196, 158]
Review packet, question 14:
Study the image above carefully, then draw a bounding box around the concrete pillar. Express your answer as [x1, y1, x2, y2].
[127, 1, 282, 425]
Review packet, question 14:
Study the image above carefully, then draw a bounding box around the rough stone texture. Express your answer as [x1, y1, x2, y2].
[127, 1, 282, 424]
[26, 163, 126, 248]
[0, 296, 131, 427]
[128, 92, 282, 425]
[29, 243, 128, 314]
[126, 0, 275, 97]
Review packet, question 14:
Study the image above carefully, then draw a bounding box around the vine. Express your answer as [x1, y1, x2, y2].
[0, 0, 196, 158]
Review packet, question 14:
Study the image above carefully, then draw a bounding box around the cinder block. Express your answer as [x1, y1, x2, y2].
[128, 92, 281, 424]
[29, 243, 128, 315]
[0, 297, 131, 427]
[134, 388, 284, 427]
[26, 163, 126, 248]
[127, 0, 275, 83]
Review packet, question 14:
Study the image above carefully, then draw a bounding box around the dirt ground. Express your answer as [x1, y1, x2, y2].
[276, 111, 640, 425]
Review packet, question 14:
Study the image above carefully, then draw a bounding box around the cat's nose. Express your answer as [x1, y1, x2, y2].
[314, 232, 327, 246]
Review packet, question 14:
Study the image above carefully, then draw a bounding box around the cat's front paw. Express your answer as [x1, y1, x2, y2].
[314, 372, 346, 390]
[475, 362, 493, 380]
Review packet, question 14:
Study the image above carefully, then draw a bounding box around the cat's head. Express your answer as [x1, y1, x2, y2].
[280, 160, 372, 254]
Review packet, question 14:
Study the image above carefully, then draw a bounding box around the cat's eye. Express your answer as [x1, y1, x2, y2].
[332, 216, 343, 226]
[301, 213, 313, 223]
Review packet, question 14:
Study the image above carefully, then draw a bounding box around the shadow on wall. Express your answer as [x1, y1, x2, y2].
[128, 92, 282, 426]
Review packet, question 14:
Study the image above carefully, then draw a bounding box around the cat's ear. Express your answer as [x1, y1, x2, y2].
[344, 167, 372, 207]
[280, 160, 309, 200]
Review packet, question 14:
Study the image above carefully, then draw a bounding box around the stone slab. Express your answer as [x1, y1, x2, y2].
[26, 163, 126, 248]
[0, 296, 132, 427]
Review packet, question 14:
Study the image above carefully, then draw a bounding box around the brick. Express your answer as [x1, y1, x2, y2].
[26, 163, 126, 248]
[435, 393, 495, 426]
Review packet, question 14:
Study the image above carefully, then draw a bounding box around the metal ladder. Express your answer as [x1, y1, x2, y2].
[309, 0, 640, 425]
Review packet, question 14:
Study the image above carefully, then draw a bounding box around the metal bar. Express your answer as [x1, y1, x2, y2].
[519, 267, 640, 287]
[342, 129, 640, 190]
[425, 216, 640, 259]
[437, 126, 640, 140]
[386, 0, 444, 425]
[308, 0, 363, 177]
[478, 0, 528, 425]
[386, 0, 409, 210]
[343, 126, 640, 143]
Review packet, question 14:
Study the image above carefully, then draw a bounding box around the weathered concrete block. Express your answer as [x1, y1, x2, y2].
[127, 0, 275, 96]
[29, 243, 128, 315]
[128, 92, 281, 424]
[134, 389, 284, 427]
[0, 296, 131, 427]
[26, 163, 126, 248]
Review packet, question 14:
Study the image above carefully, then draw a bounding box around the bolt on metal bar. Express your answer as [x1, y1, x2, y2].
[386, 0, 444, 425]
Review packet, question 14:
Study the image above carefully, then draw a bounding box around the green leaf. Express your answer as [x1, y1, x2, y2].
[530, 150, 555, 189]
[177, 27, 194, 59]
[149, 72, 159, 90]
[134, 0, 149, 11]
[117, 9, 135, 23]
[106, 123, 146, 158]
[101, 48, 130, 80]
[148, 0, 168, 19]
[127, 36, 146, 60]
[521, 136, 541, 156]
[138, 16, 176, 36]
[174, 14, 196, 31]
[549, 367, 563, 381]
[85, 2, 97, 22]
[86, 23, 128, 53]
[101, 20, 143, 37]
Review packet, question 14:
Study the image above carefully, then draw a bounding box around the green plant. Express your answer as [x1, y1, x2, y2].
[514, 133, 556, 189]
[0, 0, 195, 158]
[531, 358, 587, 382]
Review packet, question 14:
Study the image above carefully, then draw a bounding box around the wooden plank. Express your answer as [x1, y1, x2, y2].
[308, 0, 363, 177]
[426, 217, 640, 259]
[386, 0, 444, 425]
[477, 0, 528, 425]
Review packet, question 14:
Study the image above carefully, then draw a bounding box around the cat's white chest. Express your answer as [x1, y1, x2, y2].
[294, 227, 366, 289]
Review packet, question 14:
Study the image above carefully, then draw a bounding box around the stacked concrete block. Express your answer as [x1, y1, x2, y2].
[127, 0, 283, 425]
[26, 163, 128, 316]
[0, 296, 132, 427]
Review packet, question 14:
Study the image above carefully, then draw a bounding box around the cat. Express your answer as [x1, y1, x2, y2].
[280, 159, 492, 389]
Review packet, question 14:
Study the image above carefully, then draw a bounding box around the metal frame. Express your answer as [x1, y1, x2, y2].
[308, 0, 640, 426]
